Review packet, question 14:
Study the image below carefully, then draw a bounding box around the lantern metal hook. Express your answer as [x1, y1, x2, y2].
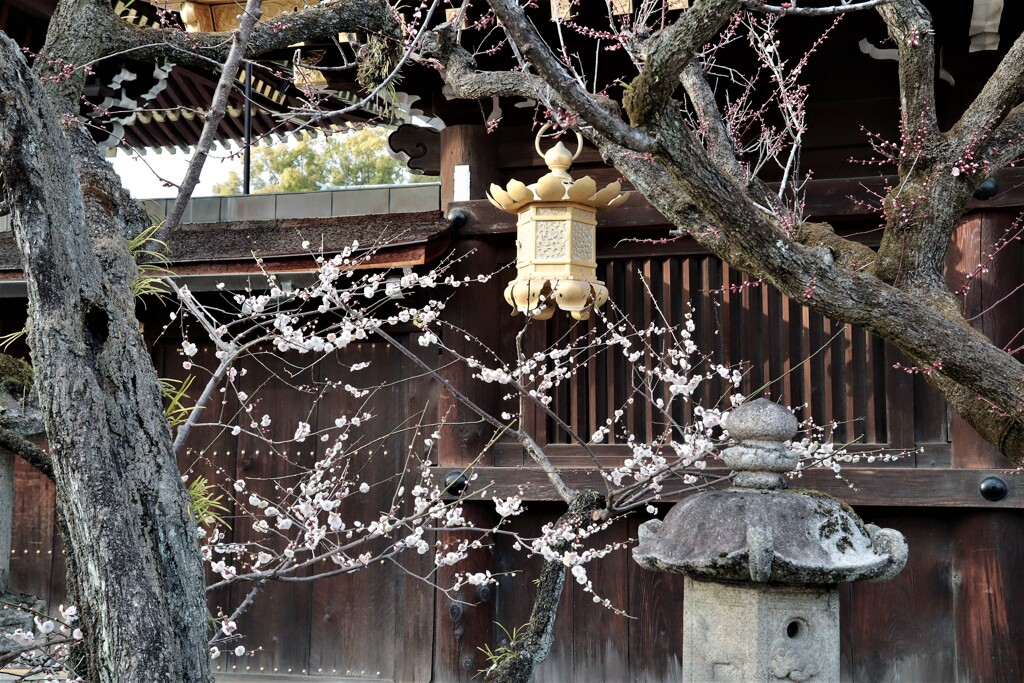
[535, 123, 583, 162]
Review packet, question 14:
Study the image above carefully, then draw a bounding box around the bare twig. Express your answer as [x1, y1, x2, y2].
[161, 0, 264, 240]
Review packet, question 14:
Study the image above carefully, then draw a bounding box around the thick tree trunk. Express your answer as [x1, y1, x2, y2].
[0, 34, 211, 682]
[484, 491, 605, 683]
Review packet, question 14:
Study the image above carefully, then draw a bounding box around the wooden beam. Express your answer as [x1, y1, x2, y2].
[435, 466, 1024, 508]
[452, 168, 1024, 234]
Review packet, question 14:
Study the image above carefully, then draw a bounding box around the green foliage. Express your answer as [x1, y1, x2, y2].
[476, 622, 528, 677]
[213, 128, 433, 196]
[0, 328, 27, 354]
[158, 375, 199, 428]
[187, 475, 230, 530]
[128, 224, 172, 304]
[357, 32, 402, 95]
[0, 352, 32, 398]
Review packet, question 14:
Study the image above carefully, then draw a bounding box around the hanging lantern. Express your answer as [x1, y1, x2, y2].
[487, 126, 629, 320]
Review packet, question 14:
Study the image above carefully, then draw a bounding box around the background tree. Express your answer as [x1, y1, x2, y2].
[212, 127, 432, 195]
[418, 0, 1024, 462]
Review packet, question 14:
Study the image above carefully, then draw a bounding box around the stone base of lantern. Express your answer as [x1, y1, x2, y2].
[683, 577, 839, 682]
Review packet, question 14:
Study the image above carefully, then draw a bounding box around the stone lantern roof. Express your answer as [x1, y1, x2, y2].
[633, 398, 908, 585]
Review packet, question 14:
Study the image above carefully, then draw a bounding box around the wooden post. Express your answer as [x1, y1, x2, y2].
[435, 123, 502, 682]
[440, 124, 499, 210]
[946, 210, 1023, 468]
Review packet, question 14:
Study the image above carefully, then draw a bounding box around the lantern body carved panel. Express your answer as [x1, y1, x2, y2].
[518, 203, 596, 279]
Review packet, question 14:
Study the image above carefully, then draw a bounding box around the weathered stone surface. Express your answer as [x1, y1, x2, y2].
[721, 399, 800, 489]
[683, 577, 839, 682]
[633, 488, 907, 585]
[722, 398, 799, 443]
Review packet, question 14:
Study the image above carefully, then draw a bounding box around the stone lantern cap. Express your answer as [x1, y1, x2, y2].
[633, 399, 908, 585]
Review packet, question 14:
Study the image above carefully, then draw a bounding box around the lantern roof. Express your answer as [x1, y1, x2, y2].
[486, 128, 629, 213]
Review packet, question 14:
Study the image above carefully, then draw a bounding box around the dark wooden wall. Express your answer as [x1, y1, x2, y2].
[8, 212, 1024, 682]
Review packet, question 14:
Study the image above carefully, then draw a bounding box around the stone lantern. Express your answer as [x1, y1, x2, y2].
[633, 399, 908, 682]
[487, 127, 628, 320]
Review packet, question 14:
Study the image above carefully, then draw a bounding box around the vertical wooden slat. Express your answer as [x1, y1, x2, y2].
[435, 237, 501, 681]
[605, 261, 620, 443]
[698, 257, 717, 406]
[800, 304, 813, 418]
[309, 342, 410, 680]
[226, 351, 316, 677]
[821, 315, 836, 436]
[861, 330, 878, 442]
[10, 456, 54, 602]
[396, 339, 438, 683]
[946, 212, 1020, 468]
[844, 509, 956, 682]
[589, 263, 604, 444]
[884, 344, 916, 453]
[952, 510, 1024, 681]
[844, 322, 856, 442]
[761, 279, 774, 400]
[622, 259, 638, 436]
[572, 520, 630, 682]
[779, 296, 794, 408]
[641, 258, 655, 440]
[826, 317, 845, 442]
[628, 514, 685, 683]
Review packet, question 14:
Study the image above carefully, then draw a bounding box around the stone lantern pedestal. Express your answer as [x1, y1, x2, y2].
[634, 399, 908, 682]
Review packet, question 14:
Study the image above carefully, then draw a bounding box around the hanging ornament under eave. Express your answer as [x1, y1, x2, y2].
[488, 126, 629, 320]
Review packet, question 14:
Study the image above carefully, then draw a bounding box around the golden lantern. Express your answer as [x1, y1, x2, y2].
[487, 127, 628, 320]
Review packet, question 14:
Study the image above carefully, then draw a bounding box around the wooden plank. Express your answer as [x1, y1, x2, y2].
[223, 351, 316, 678]
[946, 213, 1018, 469]
[308, 342, 404, 681]
[394, 342, 438, 683]
[571, 518, 629, 682]
[434, 236, 501, 681]
[156, 339, 241, 646]
[952, 510, 1024, 681]
[628, 513, 685, 683]
[843, 510, 956, 682]
[448, 466, 1024, 508]
[451, 168, 1024, 235]
[9, 455, 54, 602]
[490, 504, 574, 683]
[883, 345, 916, 454]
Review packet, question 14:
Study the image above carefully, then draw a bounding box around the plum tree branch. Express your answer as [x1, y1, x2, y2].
[623, 0, 739, 128]
[948, 30, 1024, 153]
[875, 0, 939, 157]
[484, 0, 657, 152]
[0, 427, 53, 482]
[743, 0, 893, 15]
[112, 0, 400, 70]
[162, 0, 263, 239]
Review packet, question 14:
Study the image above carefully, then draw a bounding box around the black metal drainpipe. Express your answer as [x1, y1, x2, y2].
[243, 61, 253, 195]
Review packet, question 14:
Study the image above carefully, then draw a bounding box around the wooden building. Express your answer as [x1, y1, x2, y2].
[3, 0, 1024, 680]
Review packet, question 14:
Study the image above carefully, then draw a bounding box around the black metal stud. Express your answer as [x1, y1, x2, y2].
[980, 476, 1008, 502]
[973, 179, 999, 200]
[444, 471, 470, 495]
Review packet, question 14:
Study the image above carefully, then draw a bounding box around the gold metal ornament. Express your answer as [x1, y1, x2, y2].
[487, 125, 629, 320]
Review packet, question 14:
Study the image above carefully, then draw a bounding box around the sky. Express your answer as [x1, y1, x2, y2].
[108, 145, 243, 199]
